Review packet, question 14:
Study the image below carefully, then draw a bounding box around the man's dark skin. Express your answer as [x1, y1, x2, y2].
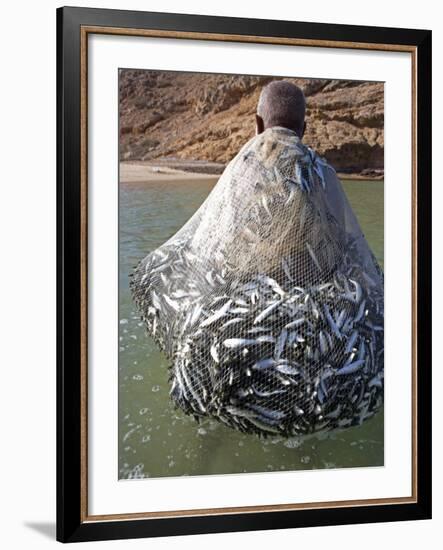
[255, 80, 307, 139]
[255, 113, 306, 139]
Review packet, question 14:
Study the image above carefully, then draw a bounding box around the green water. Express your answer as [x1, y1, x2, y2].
[118, 179, 384, 479]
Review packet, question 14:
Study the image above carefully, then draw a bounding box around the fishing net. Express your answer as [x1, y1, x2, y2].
[130, 126, 384, 437]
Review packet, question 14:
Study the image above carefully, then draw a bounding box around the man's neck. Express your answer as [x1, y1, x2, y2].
[266, 125, 303, 140]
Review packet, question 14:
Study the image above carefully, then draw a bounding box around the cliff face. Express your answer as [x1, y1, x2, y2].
[119, 70, 384, 175]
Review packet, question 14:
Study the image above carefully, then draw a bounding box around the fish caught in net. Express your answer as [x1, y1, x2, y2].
[130, 126, 384, 437]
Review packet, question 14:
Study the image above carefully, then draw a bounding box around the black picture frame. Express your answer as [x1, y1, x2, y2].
[57, 6, 432, 543]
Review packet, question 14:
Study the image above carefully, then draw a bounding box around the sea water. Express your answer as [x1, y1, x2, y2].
[118, 178, 384, 479]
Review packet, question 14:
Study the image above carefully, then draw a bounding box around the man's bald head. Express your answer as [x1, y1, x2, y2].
[256, 80, 306, 137]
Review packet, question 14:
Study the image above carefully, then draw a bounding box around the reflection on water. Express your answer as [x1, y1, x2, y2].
[119, 178, 384, 479]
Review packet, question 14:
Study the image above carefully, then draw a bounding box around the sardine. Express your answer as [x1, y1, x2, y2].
[306, 243, 321, 270]
[253, 300, 282, 324]
[199, 299, 232, 328]
[223, 338, 258, 348]
[274, 329, 288, 360]
[336, 359, 365, 376]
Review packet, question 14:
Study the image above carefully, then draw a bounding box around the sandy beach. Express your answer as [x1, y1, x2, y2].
[120, 161, 382, 184]
[120, 162, 220, 185]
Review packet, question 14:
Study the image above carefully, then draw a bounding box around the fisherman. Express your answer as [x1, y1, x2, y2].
[254, 79, 347, 235]
[183, 80, 340, 275]
[132, 79, 384, 437]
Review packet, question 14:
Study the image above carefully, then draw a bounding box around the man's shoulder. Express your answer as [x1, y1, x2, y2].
[304, 145, 336, 173]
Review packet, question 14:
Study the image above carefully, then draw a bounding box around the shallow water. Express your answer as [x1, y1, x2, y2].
[118, 178, 384, 479]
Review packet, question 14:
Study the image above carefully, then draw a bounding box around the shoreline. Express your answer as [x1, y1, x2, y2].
[338, 172, 384, 181]
[120, 161, 383, 185]
[120, 162, 219, 185]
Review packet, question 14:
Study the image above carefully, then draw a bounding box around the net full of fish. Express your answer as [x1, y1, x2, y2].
[130, 127, 384, 437]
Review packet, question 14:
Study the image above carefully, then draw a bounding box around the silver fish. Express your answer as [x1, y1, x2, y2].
[253, 300, 282, 324]
[345, 330, 359, 353]
[223, 338, 258, 349]
[336, 359, 365, 376]
[306, 243, 321, 270]
[276, 364, 299, 376]
[252, 358, 276, 370]
[199, 299, 232, 328]
[319, 331, 329, 355]
[248, 404, 286, 421]
[210, 343, 220, 363]
[274, 329, 288, 360]
[285, 317, 305, 329]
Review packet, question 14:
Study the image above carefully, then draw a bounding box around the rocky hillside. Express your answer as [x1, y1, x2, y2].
[119, 70, 384, 176]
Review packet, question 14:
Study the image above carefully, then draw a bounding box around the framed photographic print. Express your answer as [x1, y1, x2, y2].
[57, 6, 432, 543]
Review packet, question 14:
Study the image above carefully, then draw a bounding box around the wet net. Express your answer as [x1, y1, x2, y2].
[130, 126, 384, 437]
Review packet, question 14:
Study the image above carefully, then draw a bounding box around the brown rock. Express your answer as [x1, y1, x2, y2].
[119, 70, 384, 174]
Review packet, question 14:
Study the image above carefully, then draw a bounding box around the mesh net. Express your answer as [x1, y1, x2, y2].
[130, 126, 384, 437]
